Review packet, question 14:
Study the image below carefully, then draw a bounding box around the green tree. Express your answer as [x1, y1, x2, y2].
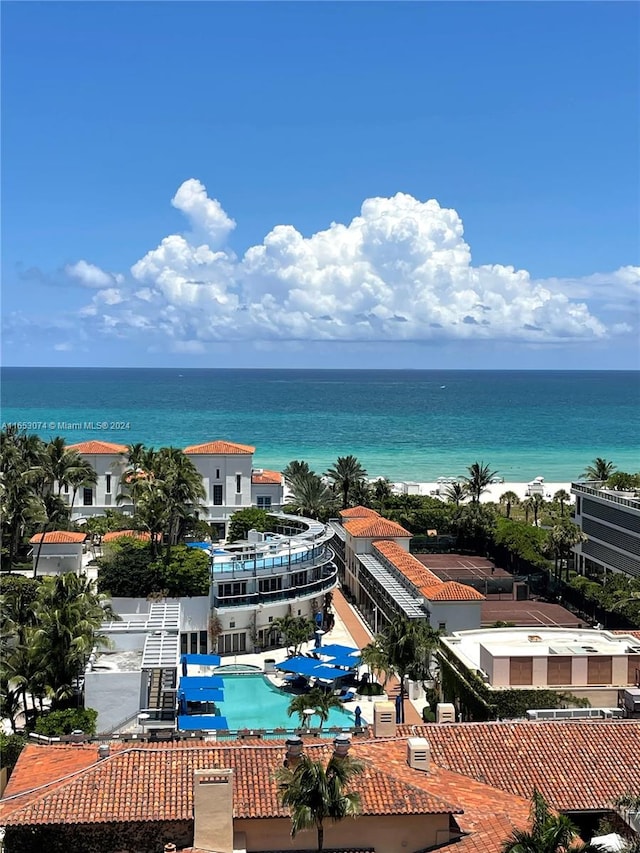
[552, 490, 571, 518]
[530, 493, 545, 527]
[463, 461, 498, 503]
[156, 545, 210, 598]
[273, 615, 314, 656]
[360, 642, 391, 687]
[34, 707, 98, 737]
[546, 521, 586, 582]
[501, 788, 597, 853]
[228, 507, 271, 543]
[581, 458, 616, 482]
[325, 455, 367, 509]
[276, 752, 364, 853]
[287, 473, 334, 520]
[499, 490, 520, 519]
[445, 482, 467, 507]
[606, 471, 640, 491]
[283, 460, 313, 487]
[372, 478, 393, 513]
[96, 538, 158, 597]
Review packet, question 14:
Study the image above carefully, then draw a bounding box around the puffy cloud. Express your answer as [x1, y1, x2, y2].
[72, 179, 638, 350]
[65, 260, 121, 289]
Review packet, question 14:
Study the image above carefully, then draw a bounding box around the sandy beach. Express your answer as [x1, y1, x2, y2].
[390, 479, 574, 504]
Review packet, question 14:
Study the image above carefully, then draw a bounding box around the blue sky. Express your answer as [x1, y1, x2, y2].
[2, 1, 638, 369]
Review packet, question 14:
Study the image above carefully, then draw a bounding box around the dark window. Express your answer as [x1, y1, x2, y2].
[199, 631, 208, 654]
[257, 496, 272, 509]
[190, 633, 198, 654]
[216, 468, 220, 479]
[218, 582, 247, 598]
[105, 474, 111, 494]
[83, 487, 93, 506]
[509, 657, 533, 686]
[218, 632, 246, 655]
[259, 577, 282, 593]
[180, 634, 188, 654]
[236, 474, 242, 494]
[63, 483, 69, 494]
[438, 622, 447, 632]
[292, 571, 306, 587]
[213, 484, 223, 505]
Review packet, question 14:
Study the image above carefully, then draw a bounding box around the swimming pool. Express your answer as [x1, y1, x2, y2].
[216, 674, 359, 730]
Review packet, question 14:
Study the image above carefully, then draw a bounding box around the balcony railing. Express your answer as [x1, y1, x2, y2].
[213, 566, 338, 609]
[212, 544, 331, 577]
[572, 482, 640, 510]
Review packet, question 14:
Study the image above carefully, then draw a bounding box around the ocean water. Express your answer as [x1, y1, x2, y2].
[1, 368, 638, 482]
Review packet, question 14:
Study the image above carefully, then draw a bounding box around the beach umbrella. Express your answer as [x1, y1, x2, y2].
[395, 693, 403, 724]
[354, 705, 362, 727]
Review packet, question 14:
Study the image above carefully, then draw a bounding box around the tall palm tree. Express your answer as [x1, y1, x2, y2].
[553, 490, 571, 518]
[276, 752, 364, 853]
[499, 490, 520, 519]
[307, 687, 343, 730]
[288, 472, 333, 520]
[445, 482, 467, 507]
[531, 493, 545, 527]
[522, 497, 534, 525]
[502, 788, 598, 853]
[581, 458, 616, 482]
[283, 460, 312, 487]
[547, 522, 587, 582]
[360, 641, 390, 687]
[463, 461, 498, 503]
[372, 478, 393, 513]
[325, 456, 367, 509]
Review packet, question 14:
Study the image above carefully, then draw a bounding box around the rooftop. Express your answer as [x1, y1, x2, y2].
[342, 516, 411, 538]
[29, 531, 87, 544]
[68, 440, 128, 454]
[339, 506, 381, 519]
[183, 440, 255, 455]
[251, 469, 283, 485]
[102, 530, 152, 542]
[442, 627, 640, 666]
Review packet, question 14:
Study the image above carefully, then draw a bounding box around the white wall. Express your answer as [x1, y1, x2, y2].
[428, 601, 482, 633]
[32, 543, 83, 575]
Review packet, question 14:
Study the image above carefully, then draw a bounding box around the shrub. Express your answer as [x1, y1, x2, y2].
[34, 708, 98, 737]
[358, 681, 384, 696]
[0, 732, 27, 773]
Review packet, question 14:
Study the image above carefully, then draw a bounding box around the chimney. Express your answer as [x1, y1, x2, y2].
[284, 735, 304, 767]
[373, 701, 396, 738]
[98, 743, 110, 760]
[193, 768, 234, 853]
[407, 737, 430, 773]
[436, 703, 456, 724]
[332, 733, 351, 758]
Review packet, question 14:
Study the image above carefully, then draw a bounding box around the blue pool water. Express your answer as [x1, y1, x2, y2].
[217, 674, 358, 730]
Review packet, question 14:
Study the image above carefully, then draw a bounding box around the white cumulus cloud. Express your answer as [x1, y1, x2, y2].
[73, 179, 638, 350]
[65, 260, 121, 289]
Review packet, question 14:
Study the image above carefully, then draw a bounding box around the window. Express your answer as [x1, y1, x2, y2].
[83, 487, 93, 506]
[292, 571, 306, 587]
[217, 632, 247, 655]
[438, 622, 447, 632]
[588, 656, 612, 685]
[216, 468, 220, 479]
[259, 577, 282, 593]
[63, 483, 69, 495]
[218, 582, 247, 599]
[105, 474, 111, 494]
[213, 484, 223, 505]
[199, 631, 208, 654]
[257, 496, 272, 509]
[180, 634, 188, 655]
[190, 633, 198, 654]
[236, 474, 242, 494]
[547, 657, 572, 686]
[182, 631, 208, 655]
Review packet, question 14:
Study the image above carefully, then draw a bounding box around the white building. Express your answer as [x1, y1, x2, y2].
[572, 481, 640, 579]
[329, 507, 484, 635]
[29, 530, 87, 575]
[67, 439, 284, 538]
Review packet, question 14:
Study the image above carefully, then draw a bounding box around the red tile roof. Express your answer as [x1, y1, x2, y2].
[343, 518, 411, 538]
[415, 720, 640, 812]
[29, 531, 86, 545]
[0, 741, 459, 827]
[102, 530, 152, 542]
[339, 507, 381, 519]
[372, 541, 484, 603]
[184, 440, 255, 455]
[68, 440, 128, 454]
[251, 469, 283, 485]
[614, 630, 640, 642]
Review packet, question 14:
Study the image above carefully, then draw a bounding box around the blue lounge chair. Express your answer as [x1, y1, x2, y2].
[338, 688, 356, 702]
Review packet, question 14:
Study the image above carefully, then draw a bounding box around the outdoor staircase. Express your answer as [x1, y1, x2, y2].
[148, 667, 177, 716]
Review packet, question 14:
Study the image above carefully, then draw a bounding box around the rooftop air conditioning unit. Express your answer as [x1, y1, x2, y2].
[407, 737, 430, 773]
[436, 703, 456, 724]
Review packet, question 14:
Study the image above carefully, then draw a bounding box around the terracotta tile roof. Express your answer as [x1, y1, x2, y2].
[413, 720, 640, 812]
[0, 740, 459, 827]
[102, 530, 152, 542]
[251, 469, 283, 485]
[339, 507, 381, 519]
[29, 531, 87, 545]
[343, 518, 411, 538]
[68, 440, 128, 454]
[184, 440, 255, 455]
[614, 630, 640, 642]
[421, 582, 485, 602]
[372, 541, 484, 603]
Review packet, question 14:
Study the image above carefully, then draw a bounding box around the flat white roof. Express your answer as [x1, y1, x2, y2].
[442, 627, 640, 669]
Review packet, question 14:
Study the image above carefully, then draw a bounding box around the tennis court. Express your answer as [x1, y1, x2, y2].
[481, 600, 583, 628]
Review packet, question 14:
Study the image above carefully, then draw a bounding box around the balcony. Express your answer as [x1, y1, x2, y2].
[213, 565, 338, 610]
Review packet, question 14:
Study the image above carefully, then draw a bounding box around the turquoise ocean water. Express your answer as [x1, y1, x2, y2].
[1, 368, 638, 482]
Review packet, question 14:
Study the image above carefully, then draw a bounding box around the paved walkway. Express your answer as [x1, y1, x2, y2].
[331, 589, 423, 725]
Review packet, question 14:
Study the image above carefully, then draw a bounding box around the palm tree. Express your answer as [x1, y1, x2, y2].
[378, 615, 440, 723]
[553, 490, 571, 518]
[287, 692, 316, 729]
[547, 522, 587, 582]
[581, 458, 616, 482]
[499, 490, 520, 519]
[531, 493, 545, 527]
[276, 752, 364, 853]
[502, 788, 598, 853]
[522, 497, 534, 524]
[288, 473, 333, 520]
[283, 460, 312, 487]
[308, 687, 343, 730]
[360, 641, 390, 687]
[445, 482, 467, 506]
[372, 478, 393, 513]
[463, 461, 498, 503]
[325, 456, 367, 509]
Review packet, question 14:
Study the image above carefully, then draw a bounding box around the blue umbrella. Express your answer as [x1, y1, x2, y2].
[395, 693, 403, 724]
[354, 705, 362, 727]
